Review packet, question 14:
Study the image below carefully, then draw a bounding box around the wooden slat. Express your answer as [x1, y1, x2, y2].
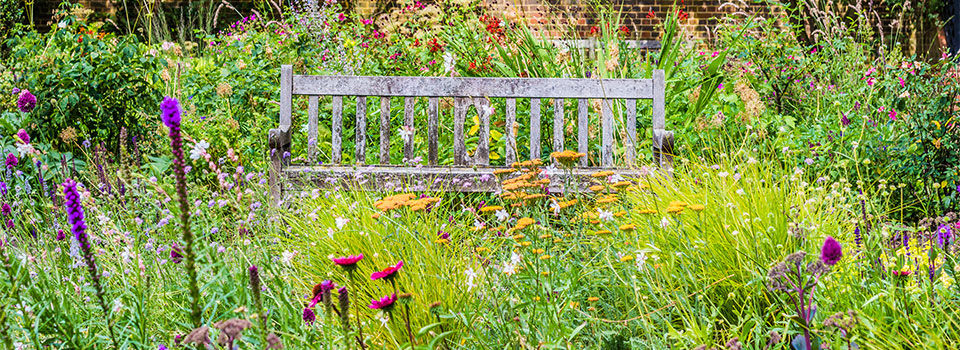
[292, 75, 656, 99]
[529, 98, 541, 161]
[355, 96, 367, 164]
[601, 99, 614, 167]
[552, 98, 564, 156]
[379, 97, 391, 164]
[427, 97, 439, 166]
[625, 99, 637, 166]
[652, 70, 666, 130]
[505, 98, 517, 165]
[279, 65, 292, 132]
[453, 97, 467, 165]
[474, 98, 491, 166]
[331, 96, 343, 164]
[307, 95, 319, 164]
[403, 96, 415, 162]
[577, 99, 588, 167]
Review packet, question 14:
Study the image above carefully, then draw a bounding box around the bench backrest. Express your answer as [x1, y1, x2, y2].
[272, 64, 668, 169]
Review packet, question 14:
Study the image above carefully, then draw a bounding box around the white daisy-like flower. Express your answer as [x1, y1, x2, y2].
[597, 208, 614, 221]
[335, 217, 349, 229]
[189, 140, 210, 160]
[495, 209, 510, 222]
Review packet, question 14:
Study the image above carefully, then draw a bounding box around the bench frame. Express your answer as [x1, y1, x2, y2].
[268, 65, 673, 200]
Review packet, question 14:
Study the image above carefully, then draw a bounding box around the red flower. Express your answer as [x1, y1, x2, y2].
[468, 61, 478, 71]
[371, 260, 404, 280]
[678, 9, 689, 21]
[427, 38, 443, 53]
[646, 10, 656, 19]
[589, 26, 599, 36]
[619, 25, 630, 37]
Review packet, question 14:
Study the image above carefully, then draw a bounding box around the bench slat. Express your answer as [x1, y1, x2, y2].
[529, 98, 541, 160]
[355, 96, 367, 164]
[552, 98, 563, 158]
[292, 75, 655, 99]
[280, 66, 292, 132]
[505, 98, 517, 164]
[427, 97, 439, 166]
[379, 97, 390, 164]
[475, 98, 490, 165]
[453, 97, 467, 165]
[601, 99, 614, 167]
[403, 97, 415, 162]
[625, 98, 637, 166]
[331, 96, 343, 164]
[578, 99, 588, 167]
[307, 95, 319, 164]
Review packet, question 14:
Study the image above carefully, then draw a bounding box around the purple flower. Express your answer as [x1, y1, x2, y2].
[938, 224, 953, 249]
[16, 129, 29, 144]
[5, 153, 17, 169]
[170, 243, 184, 263]
[56, 229, 66, 241]
[1, 203, 9, 216]
[160, 97, 182, 128]
[17, 90, 36, 113]
[331, 254, 364, 270]
[311, 280, 337, 300]
[821, 236, 843, 266]
[302, 307, 316, 323]
[5, 219, 12, 229]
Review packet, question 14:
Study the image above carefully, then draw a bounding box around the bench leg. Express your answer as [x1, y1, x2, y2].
[268, 128, 291, 206]
[652, 129, 674, 174]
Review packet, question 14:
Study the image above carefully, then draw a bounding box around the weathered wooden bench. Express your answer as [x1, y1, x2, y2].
[268, 65, 672, 201]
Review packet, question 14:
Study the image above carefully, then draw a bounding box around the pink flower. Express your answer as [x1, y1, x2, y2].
[371, 260, 403, 280]
[332, 254, 364, 269]
[368, 293, 397, 310]
[337, 13, 346, 21]
[889, 110, 897, 121]
[898, 77, 905, 88]
[361, 18, 372, 25]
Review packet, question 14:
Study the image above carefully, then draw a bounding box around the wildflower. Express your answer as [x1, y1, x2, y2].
[620, 255, 634, 262]
[495, 209, 509, 222]
[587, 297, 599, 302]
[15, 129, 29, 144]
[597, 208, 614, 221]
[302, 307, 316, 323]
[550, 150, 585, 166]
[265, 333, 283, 349]
[17, 90, 36, 113]
[183, 326, 212, 347]
[189, 140, 210, 160]
[821, 236, 843, 266]
[938, 224, 954, 249]
[213, 319, 252, 348]
[594, 230, 612, 235]
[688, 204, 705, 211]
[371, 261, 404, 281]
[479, 205, 503, 213]
[170, 244, 184, 263]
[5, 154, 16, 169]
[369, 293, 398, 311]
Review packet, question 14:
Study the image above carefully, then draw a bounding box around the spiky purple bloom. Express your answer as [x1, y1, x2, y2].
[170, 244, 184, 263]
[302, 307, 316, 324]
[821, 236, 843, 266]
[16, 90, 36, 113]
[56, 229, 65, 241]
[1, 203, 9, 216]
[16, 129, 29, 144]
[63, 178, 119, 346]
[853, 226, 862, 250]
[161, 96, 201, 327]
[5, 154, 16, 169]
[938, 224, 954, 249]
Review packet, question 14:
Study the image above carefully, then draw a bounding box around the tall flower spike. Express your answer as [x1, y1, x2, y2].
[63, 179, 119, 348]
[161, 97, 202, 327]
[821, 236, 843, 266]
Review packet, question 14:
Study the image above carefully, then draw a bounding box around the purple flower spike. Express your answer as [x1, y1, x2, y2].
[302, 307, 316, 323]
[5, 154, 17, 169]
[160, 97, 182, 128]
[821, 236, 843, 266]
[16, 129, 29, 144]
[17, 90, 36, 113]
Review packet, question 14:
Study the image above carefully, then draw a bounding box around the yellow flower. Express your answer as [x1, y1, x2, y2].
[619, 224, 636, 232]
[637, 209, 657, 215]
[493, 168, 516, 176]
[532, 248, 545, 254]
[620, 255, 634, 262]
[513, 234, 525, 240]
[612, 181, 632, 188]
[476, 247, 490, 253]
[435, 238, 450, 244]
[666, 206, 684, 214]
[539, 234, 553, 239]
[553, 238, 563, 243]
[521, 241, 532, 247]
[539, 254, 552, 260]
[551, 150, 586, 165]
[541, 271, 551, 276]
[596, 196, 618, 204]
[613, 211, 627, 217]
[480, 205, 504, 213]
[590, 171, 615, 178]
[689, 204, 705, 211]
[587, 297, 599, 302]
[533, 296, 541, 301]
[371, 213, 381, 219]
[568, 301, 579, 308]
[516, 217, 535, 228]
[668, 201, 688, 207]
[594, 229, 612, 235]
[589, 185, 606, 192]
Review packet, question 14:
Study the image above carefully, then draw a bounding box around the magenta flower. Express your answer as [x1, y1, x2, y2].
[16, 129, 29, 144]
[5, 153, 17, 169]
[888, 110, 897, 121]
[371, 260, 403, 281]
[302, 307, 316, 323]
[160, 97, 182, 128]
[170, 243, 184, 263]
[17, 90, 36, 113]
[332, 254, 364, 269]
[311, 280, 337, 300]
[368, 293, 397, 311]
[820, 236, 843, 266]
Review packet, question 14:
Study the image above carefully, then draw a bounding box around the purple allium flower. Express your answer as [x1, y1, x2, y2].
[368, 293, 397, 311]
[302, 307, 316, 323]
[841, 113, 850, 127]
[16, 129, 29, 144]
[821, 236, 843, 266]
[170, 243, 184, 263]
[5, 154, 17, 169]
[17, 90, 36, 113]
[371, 260, 403, 281]
[5, 219, 12, 229]
[56, 229, 66, 241]
[1, 203, 9, 216]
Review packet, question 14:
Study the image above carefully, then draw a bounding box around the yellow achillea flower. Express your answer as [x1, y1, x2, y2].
[596, 196, 618, 204]
[435, 238, 449, 244]
[689, 204, 705, 211]
[521, 241, 532, 247]
[619, 224, 636, 232]
[666, 206, 684, 214]
[475, 247, 490, 253]
[589, 185, 606, 192]
[513, 234, 525, 240]
[594, 229, 612, 235]
[516, 217, 535, 228]
[542, 271, 551, 276]
[493, 168, 517, 176]
[612, 181, 632, 188]
[539, 255, 552, 260]
[613, 211, 627, 217]
[668, 200, 688, 208]
[553, 238, 563, 243]
[551, 150, 586, 165]
[539, 234, 552, 239]
[480, 205, 503, 213]
[620, 255, 634, 262]
[532, 248, 545, 254]
[587, 297, 600, 302]
[590, 170, 615, 178]
[525, 193, 547, 200]
[637, 209, 657, 214]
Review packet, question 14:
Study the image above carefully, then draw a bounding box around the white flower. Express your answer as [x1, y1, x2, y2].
[442, 52, 456, 75]
[510, 252, 522, 265]
[747, 157, 758, 164]
[113, 299, 125, 313]
[718, 171, 729, 178]
[736, 189, 745, 195]
[609, 174, 625, 183]
[335, 217, 349, 229]
[635, 252, 648, 271]
[549, 200, 561, 214]
[480, 105, 494, 117]
[597, 208, 614, 222]
[495, 209, 509, 222]
[501, 262, 516, 276]
[280, 250, 297, 264]
[399, 126, 415, 142]
[16, 143, 34, 157]
[58, 21, 67, 29]
[473, 219, 485, 230]
[464, 267, 478, 291]
[660, 217, 671, 228]
[190, 140, 210, 160]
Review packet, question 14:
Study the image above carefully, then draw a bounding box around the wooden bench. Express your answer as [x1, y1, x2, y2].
[268, 65, 672, 201]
